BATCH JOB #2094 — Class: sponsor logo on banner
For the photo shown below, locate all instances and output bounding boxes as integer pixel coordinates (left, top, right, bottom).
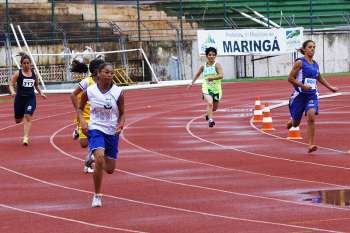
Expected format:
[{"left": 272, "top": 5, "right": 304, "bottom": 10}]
[{"left": 200, "top": 33, "right": 217, "bottom": 54}]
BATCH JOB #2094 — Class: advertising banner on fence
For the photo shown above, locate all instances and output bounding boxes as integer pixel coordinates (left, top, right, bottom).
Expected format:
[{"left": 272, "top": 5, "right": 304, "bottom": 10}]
[{"left": 197, "top": 27, "right": 303, "bottom": 56}]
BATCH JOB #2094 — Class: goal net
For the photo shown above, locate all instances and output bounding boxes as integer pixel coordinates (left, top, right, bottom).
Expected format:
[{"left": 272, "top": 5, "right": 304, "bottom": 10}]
[{"left": 11, "top": 47, "right": 159, "bottom": 94}]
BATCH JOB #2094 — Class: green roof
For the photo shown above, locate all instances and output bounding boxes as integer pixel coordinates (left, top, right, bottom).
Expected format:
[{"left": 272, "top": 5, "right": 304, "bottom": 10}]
[{"left": 155, "top": 0, "right": 350, "bottom": 29}]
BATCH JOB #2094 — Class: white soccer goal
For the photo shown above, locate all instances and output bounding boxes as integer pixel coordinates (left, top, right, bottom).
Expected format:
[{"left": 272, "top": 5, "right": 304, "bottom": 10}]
[
  {"left": 9, "top": 24, "right": 159, "bottom": 94},
  {"left": 11, "top": 48, "right": 159, "bottom": 94}
]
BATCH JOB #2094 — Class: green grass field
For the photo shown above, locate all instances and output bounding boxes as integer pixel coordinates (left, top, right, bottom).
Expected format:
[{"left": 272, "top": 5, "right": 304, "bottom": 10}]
[
  {"left": 223, "top": 72, "right": 350, "bottom": 83},
  {"left": 0, "top": 98, "right": 12, "bottom": 103}
]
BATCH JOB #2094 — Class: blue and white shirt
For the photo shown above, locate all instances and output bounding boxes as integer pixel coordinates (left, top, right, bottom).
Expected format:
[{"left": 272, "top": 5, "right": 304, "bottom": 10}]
[
  {"left": 87, "top": 84, "right": 123, "bottom": 135},
  {"left": 294, "top": 57, "right": 320, "bottom": 95}
]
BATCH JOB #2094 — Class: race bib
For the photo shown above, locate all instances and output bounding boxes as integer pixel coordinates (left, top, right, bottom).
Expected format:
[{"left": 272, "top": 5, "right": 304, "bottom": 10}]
[
  {"left": 304, "top": 78, "right": 316, "bottom": 90},
  {"left": 22, "top": 79, "right": 35, "bottom": 88},
  {"left": 207, "top": 79, "right": 214, "bottom": 86},
  {"left": 94, "top": 109, "right": 112, "bottom": 121}
]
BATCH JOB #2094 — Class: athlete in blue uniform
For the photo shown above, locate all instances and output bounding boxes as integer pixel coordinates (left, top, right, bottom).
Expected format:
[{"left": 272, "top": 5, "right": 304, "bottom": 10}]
[
  {"left": 287, "top": 40, "right": 338, "bottom": 153},
  {"left": 78, "top": 63, "right": 125, "bottom": 207},
  {"left": 8, "top": 53, "right": 47, "bottom": 145}
]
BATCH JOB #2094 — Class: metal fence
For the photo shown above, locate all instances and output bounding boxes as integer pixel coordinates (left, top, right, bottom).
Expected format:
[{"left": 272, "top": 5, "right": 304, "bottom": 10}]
[{"left": 1, "top": 0, "right": 349, "bottom": 87}]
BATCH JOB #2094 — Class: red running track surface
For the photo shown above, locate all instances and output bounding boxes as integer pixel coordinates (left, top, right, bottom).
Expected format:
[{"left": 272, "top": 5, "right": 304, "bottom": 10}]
[{"left": 1, "top": 77, "right": 350, "bottom": 233}]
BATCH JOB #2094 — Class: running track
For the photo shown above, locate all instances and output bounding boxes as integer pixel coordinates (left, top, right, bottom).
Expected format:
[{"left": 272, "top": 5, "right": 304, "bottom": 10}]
[{"left": 1, "top": 77, "right": 350, "bottom": 233}]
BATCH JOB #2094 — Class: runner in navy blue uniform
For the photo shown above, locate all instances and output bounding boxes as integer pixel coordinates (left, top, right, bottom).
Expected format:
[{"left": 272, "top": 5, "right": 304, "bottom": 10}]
[
  {"left": 287, "top": 40, "right": 338, "bottom": 153},
  {"left": 8, "top": 53, "right": 47, "bottom": 145}
]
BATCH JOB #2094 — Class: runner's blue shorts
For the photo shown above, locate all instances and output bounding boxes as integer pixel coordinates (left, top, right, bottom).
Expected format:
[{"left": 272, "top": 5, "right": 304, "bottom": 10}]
[
  {"left": 14, "top": 95, "right": 36, "bottom": 118},
  {"left": 88, "top": 129, "right": 119, "bottom": 160},
  {"left": 289, "top": 92, "right": 318, "bottom": 121}
]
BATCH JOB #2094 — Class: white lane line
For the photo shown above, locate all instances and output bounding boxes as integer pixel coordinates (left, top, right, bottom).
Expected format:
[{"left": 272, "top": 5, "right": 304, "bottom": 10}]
[
  {"left": 185, "top": 93, "right": 350, "bottom": 171},
  {"left": 0, "top": 203, "right": 145, "bottom": 233},
  {"left": 49, "top": 123, "right": 350, "bottom": 213},
  {"left": 250, "top": 104, "right": 349, "bottom": 154},
  {"left": 186, "top": 115, "right": 350, "bottom": 171},
  {"left": 0, "top": 111, "right": 75, "bottom": 132},
  {"left": 0, "top": 166, "right": 343, "bottom": 233},
  {"left": 118, "top": 110, "right": 349, "bottom": 188}
]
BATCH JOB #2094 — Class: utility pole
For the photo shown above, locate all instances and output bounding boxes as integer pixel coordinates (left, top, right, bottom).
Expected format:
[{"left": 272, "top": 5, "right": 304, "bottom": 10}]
[
  {"left": 309, "top": 0, "right": 313, "bottom": 34},
  {"left": 94, "top": 0, "right": 100, "bottom": 40},
  {"left": 51, "top": 0, "right": 56, "bottom": 31},
  {"left": 6, "top": 0, "right": 9, "bottom": 33},
  {"left": 179, "top": 0, "right": 184, "bottom": 42},
  {"left": 137, "top": 0, "right": 141, "bottom": 42}
]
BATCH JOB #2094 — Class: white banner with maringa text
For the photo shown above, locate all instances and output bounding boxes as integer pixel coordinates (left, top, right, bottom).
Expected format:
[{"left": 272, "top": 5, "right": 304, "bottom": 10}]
[{"left": 197, "top": 27, "right": 303, "bottom": 56}]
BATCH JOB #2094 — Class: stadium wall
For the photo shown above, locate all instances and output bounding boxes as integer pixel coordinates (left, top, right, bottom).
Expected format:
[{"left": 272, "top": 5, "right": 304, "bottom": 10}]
[
  {"left": 2, "top": 32, "right": 348, "bottom": 83},
  {"left": 191, "top": 31, "right": 350, "bottom": 79},
  {"left": 0, "top": 40, "right": 193, "bottom": 84}
]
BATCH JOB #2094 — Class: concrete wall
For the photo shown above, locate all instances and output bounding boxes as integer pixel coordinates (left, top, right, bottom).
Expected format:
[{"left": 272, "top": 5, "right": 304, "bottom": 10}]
[{"left": 2, "top": 32, "right": 349, "bottom": 81}]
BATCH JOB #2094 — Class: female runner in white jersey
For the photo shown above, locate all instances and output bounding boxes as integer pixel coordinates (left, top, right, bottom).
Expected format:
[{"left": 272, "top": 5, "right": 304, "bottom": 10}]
[
  {"left": 189, "top": 47, "right": 223, "bottom": 127},
  {"left": 78, "top": 63, "right": 125, "bottom": 207}
]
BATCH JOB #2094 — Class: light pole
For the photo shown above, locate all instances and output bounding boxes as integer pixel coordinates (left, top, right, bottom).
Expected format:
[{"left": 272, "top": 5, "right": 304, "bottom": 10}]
[
  {"left": 137, "top": 0, "right": 141, "bottom": 42},
  {"left": 94, "top": 0, "right": 100, "bottom": 39}
]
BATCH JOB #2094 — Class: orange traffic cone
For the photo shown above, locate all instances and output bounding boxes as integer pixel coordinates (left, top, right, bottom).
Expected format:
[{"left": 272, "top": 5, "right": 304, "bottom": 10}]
[
  {"left": 261, "top": 103, "right": 275, "bottom": 131},
  {"left": 252, "top": 97, "right": 263, "bottom": 122},
  {"left": 287, "top": 126, "right": 302, "bottom": 139}
]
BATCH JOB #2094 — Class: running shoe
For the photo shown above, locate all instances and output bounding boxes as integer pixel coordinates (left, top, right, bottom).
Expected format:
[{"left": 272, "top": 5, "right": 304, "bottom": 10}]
[
  {"left": 83, "top": 165, "right": 94, "bottom": 173},
  {"left": 22, "top": 137, "right": 29, "bottom": 146},
  {"left": 91, "top": 193, "right": 102, "bottom": 208},
  {"left": 83, "top": 153, "right": 95, "bottom": 173},
  {"left": 208, "top": 120, "right": 215, "bottom": 128},
  {"left": 72, "top": 128, "right": 79, "bottom": 140},
  {"left": 205, "top": 115, "right": 209, "bottom": 121}
]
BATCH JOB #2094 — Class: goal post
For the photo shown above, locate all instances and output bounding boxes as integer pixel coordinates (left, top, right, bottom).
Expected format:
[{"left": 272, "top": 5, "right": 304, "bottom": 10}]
[{"left": 11, "top": 47, "right": 159, "bottom": 94}]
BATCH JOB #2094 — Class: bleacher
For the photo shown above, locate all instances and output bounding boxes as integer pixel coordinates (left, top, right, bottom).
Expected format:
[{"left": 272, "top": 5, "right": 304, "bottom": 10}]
[
  {"left": 155, "top": 0, "right": 350, "bottom": 29},
  {"left": 0, "top": 1, "right": 198, "bottom": 44},
  {"left": 0, "top": 3, "right": 117, "bottom": 45}
]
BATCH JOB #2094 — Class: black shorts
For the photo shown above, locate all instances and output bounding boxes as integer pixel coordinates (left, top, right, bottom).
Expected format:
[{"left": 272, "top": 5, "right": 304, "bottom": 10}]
[
  {"left": 14, "top": 95, "right": 36, "bottom": 118},
  {"left": 203, "top": 91, "right": 220, "bottom": 103}
]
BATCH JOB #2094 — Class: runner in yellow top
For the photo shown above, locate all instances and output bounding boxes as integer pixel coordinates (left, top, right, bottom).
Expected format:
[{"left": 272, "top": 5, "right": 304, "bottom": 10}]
[
  {"left": 70, "top": 58, "right": 105, "bottom": 172},
  {"left": 189, "top": 47, "right": 223, "bottom": 127}
]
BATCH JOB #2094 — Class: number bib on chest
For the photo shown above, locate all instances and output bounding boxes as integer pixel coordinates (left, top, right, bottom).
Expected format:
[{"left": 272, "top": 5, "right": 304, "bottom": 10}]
[
  {"left": 304, "top": 78, "right": 316, "bottom": 89},
  {"left": 22, "top": 79, "right": 35, "bottom": 88}
]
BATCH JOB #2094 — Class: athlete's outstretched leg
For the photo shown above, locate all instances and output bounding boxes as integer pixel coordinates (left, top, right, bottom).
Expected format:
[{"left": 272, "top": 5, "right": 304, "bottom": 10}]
[
  {"left": 93, "top": 149, "right": 105, "bottom": 194},
  {"left": 288, "top": 119, "right": 301, "bottom": 129},
  {"left": 203, "top": 94, "right": 214, "bottom": 120},
  {"left": 22, "top": 114, "right": 32, "bottom": 145},
  {"left": 306, "top": 109, "right": 317, "bottom": 153},
  {"left": 104, "top": 157, "right": 116, "bottom": 174},
  {"left": 203, "top": 94, "right": 215, "bottom": 127},
  {"left": 15, "top": 117, "right": 23, "bottom": 124},
  {"left": 213, "top": 102, "right": 219, "bottom": 112}
]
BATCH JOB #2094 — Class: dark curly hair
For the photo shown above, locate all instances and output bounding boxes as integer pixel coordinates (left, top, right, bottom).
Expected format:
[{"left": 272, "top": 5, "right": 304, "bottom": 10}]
[
  {"left": 70, "top": 59, "right": 88, "bottom": 73},
  {"left": 205, "top": 47, "right": 217, "bottom": 56},
  {"left": 89, "top": 59, "right": 105, "bottom": 76}
]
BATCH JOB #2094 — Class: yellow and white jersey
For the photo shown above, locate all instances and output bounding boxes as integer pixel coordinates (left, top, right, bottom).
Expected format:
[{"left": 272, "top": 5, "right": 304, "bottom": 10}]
[{"left": 78, "top": 76, "right": 95, "bottom": 119}]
